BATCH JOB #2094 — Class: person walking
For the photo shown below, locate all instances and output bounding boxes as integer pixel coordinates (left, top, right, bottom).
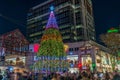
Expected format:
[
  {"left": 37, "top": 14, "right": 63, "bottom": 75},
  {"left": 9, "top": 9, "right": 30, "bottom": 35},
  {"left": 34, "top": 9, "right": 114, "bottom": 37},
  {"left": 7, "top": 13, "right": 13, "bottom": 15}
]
[
  {"left": 81, "top": 72, "right": 89, "bottom": 80},
  {"left": 105, "top": 71, "right": 110, "bottom": 80},
  {"left": 0, "top": 69, "right": 3, "bottom": 80},
  {"left": 113, "top": 70, "right": 120, "bottom": 80},
  {"left": 51, "top": 73, "right": 57, "bottom": 80}
]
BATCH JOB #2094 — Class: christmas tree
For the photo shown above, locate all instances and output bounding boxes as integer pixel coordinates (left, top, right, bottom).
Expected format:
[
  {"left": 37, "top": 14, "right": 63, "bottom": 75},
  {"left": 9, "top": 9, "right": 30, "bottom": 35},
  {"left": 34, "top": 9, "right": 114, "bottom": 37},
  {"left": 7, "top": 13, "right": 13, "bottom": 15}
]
[{"left": 34, "top": 6, "right": 69, "bottom": 72}]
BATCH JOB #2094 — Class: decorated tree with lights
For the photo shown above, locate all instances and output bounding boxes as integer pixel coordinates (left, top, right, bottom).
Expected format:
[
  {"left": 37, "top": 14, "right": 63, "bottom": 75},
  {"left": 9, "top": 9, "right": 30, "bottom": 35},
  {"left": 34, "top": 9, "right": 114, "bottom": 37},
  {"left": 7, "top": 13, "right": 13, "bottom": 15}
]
[
  {"left": 34, "top": 6, "right": 69, "bottom": 72},
  {"left": 100, "top": 27, "right": 120, "bottom": 70}
]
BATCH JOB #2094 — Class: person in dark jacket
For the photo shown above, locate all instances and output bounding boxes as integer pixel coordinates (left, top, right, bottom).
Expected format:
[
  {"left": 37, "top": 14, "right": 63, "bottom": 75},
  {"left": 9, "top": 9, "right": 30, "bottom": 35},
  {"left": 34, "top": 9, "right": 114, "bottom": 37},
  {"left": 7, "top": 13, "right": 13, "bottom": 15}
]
[
  {"left": 0, "top": 69, "right": 3, "bottom": 80},
  {"left": 113, "top": 71, "right": 120, "bottom": 80},
  {"left": 0, "top": 75, "right": 3, "bottom": 80}
]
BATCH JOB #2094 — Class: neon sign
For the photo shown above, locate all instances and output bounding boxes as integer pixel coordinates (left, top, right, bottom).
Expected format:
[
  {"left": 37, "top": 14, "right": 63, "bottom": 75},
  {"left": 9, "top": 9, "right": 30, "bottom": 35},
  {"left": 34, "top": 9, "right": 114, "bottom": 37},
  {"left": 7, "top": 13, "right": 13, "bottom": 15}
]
[{"left": 34, "top": 44, "right": 39, "bottom": 53}]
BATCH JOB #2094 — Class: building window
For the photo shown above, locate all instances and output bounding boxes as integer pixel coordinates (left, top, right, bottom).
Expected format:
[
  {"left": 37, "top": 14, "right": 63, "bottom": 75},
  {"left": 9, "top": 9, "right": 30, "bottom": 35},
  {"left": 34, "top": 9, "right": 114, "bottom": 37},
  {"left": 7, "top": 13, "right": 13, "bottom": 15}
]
[
  {"left": 75, "top": 47, "right": 79, "bottom": 51},
  {"left": 69, "top": 48, "right": 73, "bottom": 51}
]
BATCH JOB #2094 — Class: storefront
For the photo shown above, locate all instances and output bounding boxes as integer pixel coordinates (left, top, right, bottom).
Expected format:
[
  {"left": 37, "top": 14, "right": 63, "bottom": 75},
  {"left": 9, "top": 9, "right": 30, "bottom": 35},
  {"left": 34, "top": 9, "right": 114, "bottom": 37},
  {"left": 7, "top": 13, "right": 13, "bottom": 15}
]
[
  {"left": 116, "top": 58, "right": 120, "bottom": 71},
  {"left": 96, "top": 55, "right": 102, "bottom": 72},
  {"left": 68, "top": 68, "right": 79, "bottom": 73},
  {"left": 67, "top": 55, "right": 78, "bottom": 73},
  {"left": 117, "top": 64, "right": 120, "bottom": 71},
  {"left": 100, "top": 52, "right": 113, "bottom": 72},
  {"left": 6, "top": 57, "right": 26, "bottom": 66},
  {"left": 0, "top": 66, "right": 7, "bottom": 70},
  {"left": 81, "top": 55, "right": 92, "bottom": 71},
  {"left": 0, "top": 66, "right": 28, "bottom": 76}
]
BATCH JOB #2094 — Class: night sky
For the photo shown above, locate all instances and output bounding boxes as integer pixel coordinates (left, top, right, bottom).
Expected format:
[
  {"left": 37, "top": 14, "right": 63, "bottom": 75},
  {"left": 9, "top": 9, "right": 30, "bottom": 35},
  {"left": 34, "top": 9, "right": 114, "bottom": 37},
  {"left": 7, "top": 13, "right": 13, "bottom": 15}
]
[{"left": 0, "top": 0, "right": 120, "bottom": 43}]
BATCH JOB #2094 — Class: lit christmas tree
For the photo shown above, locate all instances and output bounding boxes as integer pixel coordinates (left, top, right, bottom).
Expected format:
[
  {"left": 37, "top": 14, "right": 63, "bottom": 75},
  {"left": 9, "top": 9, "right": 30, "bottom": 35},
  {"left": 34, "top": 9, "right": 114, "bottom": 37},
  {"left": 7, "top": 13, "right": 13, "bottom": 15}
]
[{"left": 34, "top": 6, "right": 69, "bottom": 72}]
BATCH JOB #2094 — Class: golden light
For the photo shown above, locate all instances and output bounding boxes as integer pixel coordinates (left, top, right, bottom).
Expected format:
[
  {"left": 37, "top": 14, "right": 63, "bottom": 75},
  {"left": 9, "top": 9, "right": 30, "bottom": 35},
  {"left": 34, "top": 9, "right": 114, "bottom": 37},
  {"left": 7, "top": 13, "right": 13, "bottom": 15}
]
[
  {"left": 95, "top": 47, "right": 99, "bottom": 50},
  {"left": 64, "top": 44, "right": 69, "bottom": 52},
  {"left": 80, "top": 47, "right": 85, "bottom": 50}
]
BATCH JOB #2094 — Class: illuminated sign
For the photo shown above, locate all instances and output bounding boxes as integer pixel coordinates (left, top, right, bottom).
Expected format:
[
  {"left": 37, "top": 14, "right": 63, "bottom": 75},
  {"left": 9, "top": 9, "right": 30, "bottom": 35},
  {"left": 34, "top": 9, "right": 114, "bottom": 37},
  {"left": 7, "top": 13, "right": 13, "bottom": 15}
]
[
  {"left": 34, "top": 44, "right": 39, "bottom": 53},
  {"left": 64, "top": 44, "right": 69, "bottom": 52},
  {"left": 69, "top": 52, "right": 73, "bottom": 55},
  {"left": 107, "top": 28, "right": 119, "bottom": 33}
]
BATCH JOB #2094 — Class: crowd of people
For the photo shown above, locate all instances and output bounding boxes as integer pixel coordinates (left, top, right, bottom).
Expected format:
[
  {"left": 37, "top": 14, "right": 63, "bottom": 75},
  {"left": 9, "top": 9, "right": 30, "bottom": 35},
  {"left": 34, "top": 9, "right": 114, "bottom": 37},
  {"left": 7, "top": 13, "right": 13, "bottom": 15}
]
[
  {"left": 41, "top": 70, "right": 120, "bottom": 80},
  {"left": 0, "top": 69, "right": 120, "bottom": 80}
]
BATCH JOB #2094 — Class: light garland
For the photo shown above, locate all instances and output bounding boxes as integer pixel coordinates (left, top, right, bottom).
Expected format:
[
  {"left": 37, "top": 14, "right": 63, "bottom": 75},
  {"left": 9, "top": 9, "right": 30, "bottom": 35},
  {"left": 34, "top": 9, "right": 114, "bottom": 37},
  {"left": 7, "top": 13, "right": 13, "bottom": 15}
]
[
  {"left": 33, "top": 56, "right": 69, "bottom": 72},
  {"left": 34, "top": 7, "right": 69, "bottom": 72}
]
